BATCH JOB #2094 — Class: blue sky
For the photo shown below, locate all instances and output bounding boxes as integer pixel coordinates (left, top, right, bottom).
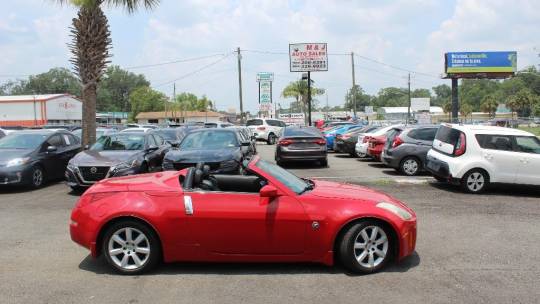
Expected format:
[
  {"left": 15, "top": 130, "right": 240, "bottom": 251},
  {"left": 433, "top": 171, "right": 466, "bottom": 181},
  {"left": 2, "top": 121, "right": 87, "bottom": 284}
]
[{"left": 1, "top": 0, "right": 539, "bottom": 113}]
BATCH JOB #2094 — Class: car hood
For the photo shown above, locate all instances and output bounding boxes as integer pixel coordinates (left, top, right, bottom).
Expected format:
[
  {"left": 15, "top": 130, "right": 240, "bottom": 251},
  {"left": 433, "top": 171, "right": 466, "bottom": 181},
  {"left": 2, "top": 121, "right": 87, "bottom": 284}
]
[
  {"left": 72, "top": 150, "right": 140, "bottom": 166},
  {"left": 166, "top": 148, "right": 240, "bottom": 163},
  {"left": 0, "top": 149, "right": 33, "bottom": 164}
]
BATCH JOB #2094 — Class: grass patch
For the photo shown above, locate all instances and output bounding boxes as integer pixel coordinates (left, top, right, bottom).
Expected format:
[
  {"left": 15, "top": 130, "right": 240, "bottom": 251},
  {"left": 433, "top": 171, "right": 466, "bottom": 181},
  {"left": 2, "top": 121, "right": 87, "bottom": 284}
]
[{"left": 518, "top": 126, "right": 540, "bottom": 136}]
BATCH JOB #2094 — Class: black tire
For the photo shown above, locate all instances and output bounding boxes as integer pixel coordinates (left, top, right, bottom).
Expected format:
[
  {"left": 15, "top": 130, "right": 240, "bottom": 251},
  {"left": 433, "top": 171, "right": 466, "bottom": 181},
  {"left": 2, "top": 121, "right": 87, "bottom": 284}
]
[
  {"left": 102, "top": 220, "right": 161, "bottom": 275},
  {"left": 320, "top": 159, "right": 328, "bottom": 167},
  {"left": 339, "top": 220, "right": 394, "bottom": 274},
  {"left": 267, "top": 133, "right": 276, "bottom": 145},
  {"left": 461, "top": 169, "right": 489, "bottom": 194},
  {"left": 29, "top": 165, "right": 45, "bottom": 189},
  {"left": 399, "top": 156, "right": 421, "bottom": 176}
]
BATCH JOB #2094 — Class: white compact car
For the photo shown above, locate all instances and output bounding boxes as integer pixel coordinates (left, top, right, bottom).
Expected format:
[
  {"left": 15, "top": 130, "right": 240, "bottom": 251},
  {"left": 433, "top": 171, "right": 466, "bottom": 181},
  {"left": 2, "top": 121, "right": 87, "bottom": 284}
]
[
  {"left": 246, "top": 118, "right": 286, "bottom": 145},
  {"left": 355, "top": 125, "right": 395, "bottom": 157},
  {"left": 426, "top": 124, "right": 540, "bottom": 193}
]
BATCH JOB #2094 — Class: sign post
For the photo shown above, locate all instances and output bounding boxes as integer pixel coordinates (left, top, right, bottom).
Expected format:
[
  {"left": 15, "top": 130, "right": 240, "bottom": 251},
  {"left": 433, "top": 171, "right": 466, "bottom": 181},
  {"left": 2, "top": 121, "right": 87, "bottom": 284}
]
[
  {"left": 257, "top": 72, "right": 274, "bottom": 118},
  {"left": 289, "top": 43, "right": 328, "bottom": 126}
]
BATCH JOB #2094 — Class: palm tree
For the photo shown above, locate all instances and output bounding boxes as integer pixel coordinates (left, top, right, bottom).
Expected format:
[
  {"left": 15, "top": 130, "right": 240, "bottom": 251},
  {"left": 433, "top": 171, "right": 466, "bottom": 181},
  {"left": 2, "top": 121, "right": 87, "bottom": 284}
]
[
  {"left": 281, "top": 80, "right": 324, "bottom": 125},
  {"left": 459, "top": 102, "right": 473, "bottom": 123},
  {"left": 480, "top": 94, "right": 499, "bottom": 118},
  {"left": 56, "top": 0, "right": 159, "bottom": 146}
]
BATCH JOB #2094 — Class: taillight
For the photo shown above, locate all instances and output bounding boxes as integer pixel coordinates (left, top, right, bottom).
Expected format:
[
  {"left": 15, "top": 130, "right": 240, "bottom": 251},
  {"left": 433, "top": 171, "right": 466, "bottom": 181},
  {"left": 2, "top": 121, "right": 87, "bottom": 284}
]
[
  {"left": 392, "top": 136, "right": 404, "bottom": 148},
  {"left": 278, "top": 139, "right": 293, "bottom": 146},
  {"left": 363, "top": 136, "right": 370, "bottom": 143},
  {"left": 257, "top": 126, "right": 266, "bottom": 131},
  {"left": 454, "top": 132, "right": 466, "bottom": 156},
  {"left": 314, "top": 139, "right": 326, "bottom": 145}
]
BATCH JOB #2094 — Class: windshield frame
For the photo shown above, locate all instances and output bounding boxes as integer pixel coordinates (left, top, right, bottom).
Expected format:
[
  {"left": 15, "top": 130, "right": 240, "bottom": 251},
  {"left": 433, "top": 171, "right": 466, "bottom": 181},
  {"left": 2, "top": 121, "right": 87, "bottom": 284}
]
[
  {"left": 89, "top": 133, "right": 146, "bottom": 151},
  {"left": 253, "top": 159, "right": 310, "bottom": 195}
]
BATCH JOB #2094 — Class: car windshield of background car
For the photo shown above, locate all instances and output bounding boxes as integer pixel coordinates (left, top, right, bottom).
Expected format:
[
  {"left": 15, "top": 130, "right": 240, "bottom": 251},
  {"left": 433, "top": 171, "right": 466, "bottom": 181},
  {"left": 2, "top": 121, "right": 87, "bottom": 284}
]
[
  {"left": 180, "top": 131, "right": 239, "bottom": 150},
  {"left": 91, "top": 134, "right": 145, "bottom": 151},
  {"left": 0, "top": 133, "right": 48, "bottom": 150}
]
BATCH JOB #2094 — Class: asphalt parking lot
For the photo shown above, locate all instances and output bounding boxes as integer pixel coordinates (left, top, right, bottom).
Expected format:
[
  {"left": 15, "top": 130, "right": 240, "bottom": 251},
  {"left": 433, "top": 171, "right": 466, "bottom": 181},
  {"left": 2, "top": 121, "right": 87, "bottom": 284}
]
[{"left": 1, "top": 144, "right": 539, "bottom": 304}]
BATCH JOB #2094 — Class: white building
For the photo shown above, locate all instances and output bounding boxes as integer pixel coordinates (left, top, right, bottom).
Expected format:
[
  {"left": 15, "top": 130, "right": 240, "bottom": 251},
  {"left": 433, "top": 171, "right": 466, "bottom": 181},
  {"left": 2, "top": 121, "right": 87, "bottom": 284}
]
[
  {"left": 378, "top": 106, "right": 444, "bottom": 121},
  {"left": 0, "top": 94, "right": 82, "bottom": 127},
  {"left": 135, "top": 111, "right": 224, "bottom": 124}
]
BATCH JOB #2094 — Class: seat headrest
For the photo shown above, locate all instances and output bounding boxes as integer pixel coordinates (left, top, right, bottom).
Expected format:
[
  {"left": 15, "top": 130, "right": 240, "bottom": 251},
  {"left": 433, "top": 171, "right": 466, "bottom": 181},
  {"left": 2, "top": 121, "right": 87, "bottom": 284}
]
[
  {"left": 203, "top": 165, "right": 211, "bottom": 175},
  {"left": 195, "top": 162, "right": 204, "bottom": 170},
  {"left": 194, "top": 169, "right": 203, "bottom": 185}
]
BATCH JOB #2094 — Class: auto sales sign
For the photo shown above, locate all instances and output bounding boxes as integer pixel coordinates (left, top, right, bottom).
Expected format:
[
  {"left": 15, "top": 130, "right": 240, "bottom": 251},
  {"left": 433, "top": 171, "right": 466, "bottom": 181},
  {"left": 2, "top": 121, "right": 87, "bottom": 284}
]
[{"left": 289, "top": 43, "right": 328, "bottom": 72}]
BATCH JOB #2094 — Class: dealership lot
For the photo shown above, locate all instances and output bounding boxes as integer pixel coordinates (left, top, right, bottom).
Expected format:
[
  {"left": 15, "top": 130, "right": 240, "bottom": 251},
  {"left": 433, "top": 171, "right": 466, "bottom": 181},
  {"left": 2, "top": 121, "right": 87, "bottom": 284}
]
[{"left": 1, "top": 144, "right": 539, "bottom": 304}]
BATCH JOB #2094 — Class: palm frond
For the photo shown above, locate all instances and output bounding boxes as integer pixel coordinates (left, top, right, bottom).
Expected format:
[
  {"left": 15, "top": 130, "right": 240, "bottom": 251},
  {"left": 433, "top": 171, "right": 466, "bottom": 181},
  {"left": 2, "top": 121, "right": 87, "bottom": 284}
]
[{"left": 104, "top": 0, "right": 160, "bottom": 13}]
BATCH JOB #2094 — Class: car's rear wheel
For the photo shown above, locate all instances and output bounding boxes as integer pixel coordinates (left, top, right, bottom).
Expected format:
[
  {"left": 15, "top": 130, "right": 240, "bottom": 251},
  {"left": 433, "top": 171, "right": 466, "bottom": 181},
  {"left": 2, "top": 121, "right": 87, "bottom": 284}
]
[
  {"left": 102, "top": 220, "right": 161, "bottom": 275},
  {"left": 400, "top": 157, "right": 421, "bottom": 176},
  {"left": 339, "top": 220, "right": 393, "bottom": 274},
  {"left": 461, "top": 169, "right": 489, "bottom": 194},
  {"left": 29, "top": 165, "right": 44, "bottom": 189},
  {"left": 267, "top": 134, "right": 276, "bottom": 145}
]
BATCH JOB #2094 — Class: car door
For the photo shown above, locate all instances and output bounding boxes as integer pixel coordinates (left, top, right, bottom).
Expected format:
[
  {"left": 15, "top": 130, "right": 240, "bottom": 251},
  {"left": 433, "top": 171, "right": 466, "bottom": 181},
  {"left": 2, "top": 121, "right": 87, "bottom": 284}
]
[
  {"left": 475, "top": 134, "right": 519, "bottom": 183},
  {"left": 513, "top": 136, "right": 540, "bottom": 185},
  {"left": 40, "top": 134, "right": 65, "bottom": 179},
  {"left": 185, "top": 187, "right": 308, "bottom": 255},
  {"left": 144, "top": 135, "right": 160, "bottom": 172}
]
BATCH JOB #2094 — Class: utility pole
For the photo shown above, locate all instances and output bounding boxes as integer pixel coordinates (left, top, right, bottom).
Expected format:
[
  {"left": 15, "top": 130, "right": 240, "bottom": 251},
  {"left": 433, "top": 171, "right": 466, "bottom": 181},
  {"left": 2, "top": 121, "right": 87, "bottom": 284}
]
[
  {"left": 407, "top": 73, "right": 411, "bottom": 125},
  {"left": 351, "top": 52, "right": 356, "bottom": 117},
  {"left": 451, "top": 78, "right": 459, "bottom": 123},
  {"left": 236, "top": 47, "right": 244, "bottom": 124},
  {"left": 307, "top": 71, "right": 312, "bottom": 126}
]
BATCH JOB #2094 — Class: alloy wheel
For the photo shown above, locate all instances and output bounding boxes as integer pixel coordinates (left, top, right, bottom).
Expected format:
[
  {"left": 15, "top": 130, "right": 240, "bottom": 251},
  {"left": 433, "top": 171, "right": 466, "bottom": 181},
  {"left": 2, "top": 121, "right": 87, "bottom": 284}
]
[
  {"left": 108, "top": 227, "right": 150, "bottom": 271},
  {"left": 466, "top": 172, "right": 485, "bottom": 192},
  {"left": 353, "top": 226, "right": 389, "bottom": 269},
  {"left": 32, "top": 168, "right": 43, "bottom": 187},
  {"left": 402, "top": 159, "right": 419, "bottom": 175}
]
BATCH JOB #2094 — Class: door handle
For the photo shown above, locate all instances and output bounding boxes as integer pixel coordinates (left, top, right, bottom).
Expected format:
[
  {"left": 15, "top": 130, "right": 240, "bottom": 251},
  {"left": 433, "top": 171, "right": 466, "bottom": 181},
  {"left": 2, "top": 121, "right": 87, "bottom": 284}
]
[{"left": 184, "top": 196, "right": 194, "bottom": 215}]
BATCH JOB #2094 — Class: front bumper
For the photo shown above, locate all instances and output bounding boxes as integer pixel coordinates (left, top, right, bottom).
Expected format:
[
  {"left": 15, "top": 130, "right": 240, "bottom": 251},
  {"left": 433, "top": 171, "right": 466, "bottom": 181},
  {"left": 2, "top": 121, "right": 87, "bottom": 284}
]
[
  {"left": 65, "top": 166, "right": 138, "bottom": 188},
  {"left": 0, "top": 164, "right": 33, "bottom": 185},
  {"left": 398, "top": 220, "right": 417, "bottom": 261}
]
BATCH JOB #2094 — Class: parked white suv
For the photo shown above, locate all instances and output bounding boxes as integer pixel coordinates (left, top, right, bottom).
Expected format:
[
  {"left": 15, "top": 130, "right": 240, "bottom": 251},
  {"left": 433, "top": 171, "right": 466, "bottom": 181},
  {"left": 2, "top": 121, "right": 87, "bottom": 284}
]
[
  {"left": 426, "top": 124, "right": 540, "bottom": 193},
  {"left": 246, "top": 118, "right": 286, "bottom": 145}
]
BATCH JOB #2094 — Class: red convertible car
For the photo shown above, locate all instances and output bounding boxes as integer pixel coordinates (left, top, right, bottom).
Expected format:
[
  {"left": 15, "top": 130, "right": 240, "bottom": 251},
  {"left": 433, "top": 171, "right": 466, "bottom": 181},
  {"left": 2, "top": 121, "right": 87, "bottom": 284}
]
[{"left": 70, "top": 156, "right": 416, "bottom": 274}]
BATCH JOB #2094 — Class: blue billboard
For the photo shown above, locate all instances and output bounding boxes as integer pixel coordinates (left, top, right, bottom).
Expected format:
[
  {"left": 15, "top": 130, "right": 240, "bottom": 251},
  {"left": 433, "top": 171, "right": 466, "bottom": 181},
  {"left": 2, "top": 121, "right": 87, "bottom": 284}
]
[{"left": 445, "top": 51, "right": 517, "bottom": 74}]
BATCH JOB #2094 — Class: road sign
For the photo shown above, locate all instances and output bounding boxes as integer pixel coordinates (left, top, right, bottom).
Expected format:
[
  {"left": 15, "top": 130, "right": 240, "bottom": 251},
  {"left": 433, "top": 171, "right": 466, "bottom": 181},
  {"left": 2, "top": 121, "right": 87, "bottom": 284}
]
[
  {"left": 289, "top": 43, "right": 328, "bottom": 72},
  {"left": 257, "top": 72, "right": 274, "bottom": 82},
  {"left": 411, "top": 98, "right": 430, "bottom": 112},
  {"left": 365, "top": 106, "right": 374, "bottom": 115}
]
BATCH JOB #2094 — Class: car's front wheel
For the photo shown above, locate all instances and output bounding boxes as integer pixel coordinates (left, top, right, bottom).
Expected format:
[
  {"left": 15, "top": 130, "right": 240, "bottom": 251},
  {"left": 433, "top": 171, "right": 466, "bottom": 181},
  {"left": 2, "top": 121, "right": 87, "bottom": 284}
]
[
  {"left": 400, "top": 156, "right": 421, "bottom": 176},
  {"left": 29, "top": 165, "right": 45, "bottom": 189},
  {"left": 102, "top": 220, "right": 161, "bottom": 275},
  {"left": 339, "top": 220, "right": 393, "bottom": 274},
  {"left": 461, "top": 169, "right": 489, "bottom": 194}
]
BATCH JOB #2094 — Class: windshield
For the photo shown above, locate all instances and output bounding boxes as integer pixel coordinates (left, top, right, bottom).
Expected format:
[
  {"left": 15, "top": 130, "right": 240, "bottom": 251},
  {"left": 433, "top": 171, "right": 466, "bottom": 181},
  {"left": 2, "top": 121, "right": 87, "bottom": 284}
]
[
  {"left": 90, "top": 134, "right": 145, "bottom": 151},
  {"left": 255, "top": 159, "right": 310, "bottom": 194},
  {"left": 180, "top": 130, "right": 239, "bottom": 149},
  {"left": 0, "top": 133, "right": 48, "bottom": 149},
  {"left": 152, "top": 130, "right": 178, "bottom": 140},
  {"left": 246, "top": 119, "right": 263, "bottom": 126}
]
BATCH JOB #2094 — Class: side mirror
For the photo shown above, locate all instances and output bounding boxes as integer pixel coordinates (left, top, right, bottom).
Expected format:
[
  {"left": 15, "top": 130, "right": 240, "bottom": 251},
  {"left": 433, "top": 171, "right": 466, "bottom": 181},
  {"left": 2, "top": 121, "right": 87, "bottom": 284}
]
[
  {"left": 46, "top": 145, "right": 58, "bottom": 153},
  {"left": 260, "top": 185, "right": 278, "bottom": 198}
]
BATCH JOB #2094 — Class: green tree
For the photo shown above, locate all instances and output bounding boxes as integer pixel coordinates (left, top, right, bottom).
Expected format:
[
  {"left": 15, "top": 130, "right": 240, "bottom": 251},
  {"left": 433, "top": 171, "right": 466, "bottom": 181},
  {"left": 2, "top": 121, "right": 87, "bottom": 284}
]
[
  {"left": 507, "top": 88, "right": 539, "bottom": 118},
  {"left": 0, "top": 68, "right": 81, "bottom": 96},
  {"left": 129, "top": 86, "right": 167, "bottom": 121},
  {"left": 56, "top": 0, "right": 159, "bottom": 147},
  {"left": 281, "top": 80, "right": 324, "bottom": 124},
  {"left": 442, "top": 100, "right": 452, "bottom": 121},
  {"left": 460, "top": 79, "right": 500, "bottom": 111},
  {"left": 480, "top": 94, "right": 499, "bottom": 118},
  {"left": 344, "top": 84, "right": 372, "bottom": 112},
  {"left": 459, "top": 102, "right": 473, "bottom": 122},
  {"left": 97, "top": 65, "right": 150, "bottom": 112},
  {"left": 432, "top": 84, "right": 451, "bottom": 107},
  {"left": 373, "top": 87, "right": 408, "bottom": 108}
]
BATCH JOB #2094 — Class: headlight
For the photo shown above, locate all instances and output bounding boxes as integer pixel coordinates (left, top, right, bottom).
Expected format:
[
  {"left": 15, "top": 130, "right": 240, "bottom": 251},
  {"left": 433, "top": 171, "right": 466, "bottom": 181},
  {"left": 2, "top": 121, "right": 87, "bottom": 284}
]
[
  {"left": 113, "top": 159, "right": 139, "bottom": 171},
  {"left": 376, "top": 202, "right": 412, "bottom": 220},
  {"left": 6, "top": 157, "right": 31, "bottom": 167},
  {"left": 67, "top": 162, "right": 77, "bottom": 171}
]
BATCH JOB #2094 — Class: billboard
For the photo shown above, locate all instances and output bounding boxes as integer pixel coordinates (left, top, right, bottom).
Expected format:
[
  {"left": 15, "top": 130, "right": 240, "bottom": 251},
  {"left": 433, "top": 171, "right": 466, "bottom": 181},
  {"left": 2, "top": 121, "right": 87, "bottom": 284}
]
[
  {"left": 289, "top": 43, "right": 328, "bottom": 72},
  {"left": 257, "top": 72, "right": 274, "bottom": 82},
  {"left": 445, "top": 51, "right": 517, "bottom": 74},
  {"left": 411, "top": 98, "right": 430, "bottom": 112}
]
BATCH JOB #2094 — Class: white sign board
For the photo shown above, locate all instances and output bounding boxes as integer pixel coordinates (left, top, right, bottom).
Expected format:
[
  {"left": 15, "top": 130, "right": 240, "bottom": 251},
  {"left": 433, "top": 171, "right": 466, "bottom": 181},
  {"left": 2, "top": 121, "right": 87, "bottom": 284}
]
[
  {"left": 411, "top": 98, "right": 430, "bottom": 112},
  {"left": 257, "top": 72, "right": 274, "bottom": 82},
  {"left": 289, "top": 43, "right": 328, "bottom": 72},
  {"left": 279, "top": 113, "right": 305, "bottom": 125},
  {"left": 259, "top": 81, "right": 272, "bottom": 104},
  {"left": 365, "top": 106, "right": 374, "bottom": 115}
]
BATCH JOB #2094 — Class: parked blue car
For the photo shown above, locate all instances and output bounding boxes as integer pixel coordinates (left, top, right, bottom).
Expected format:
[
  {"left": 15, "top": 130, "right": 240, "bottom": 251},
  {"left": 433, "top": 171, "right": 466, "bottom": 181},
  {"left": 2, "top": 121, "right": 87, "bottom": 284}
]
[{"left": 323, "top": 124, "right": 363, "bottom": 150}]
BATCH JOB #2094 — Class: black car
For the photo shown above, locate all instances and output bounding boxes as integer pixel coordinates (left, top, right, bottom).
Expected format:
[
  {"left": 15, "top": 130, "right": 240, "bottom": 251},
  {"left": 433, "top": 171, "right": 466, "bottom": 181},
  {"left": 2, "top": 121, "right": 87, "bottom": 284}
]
[
  {"left": 381, "top": 125, "right": 439, "bottom": 176},
  {"left": 334, "top": 125, "right": 380, "bottom": 156},
  {"left": 65, "top": 131, "right": 169, "bottom": 190},
  {"left": 0, "top": 130, "right": 81, "bottom": 188},
  {"left": 162, "top": 128, "right": 254, "bottom": 173},
  {"left": 149, "top": 127, "right": 190, "bottom": 146},
  {"left": 275, "top": 126, "right": 327, "bottom": 167}
]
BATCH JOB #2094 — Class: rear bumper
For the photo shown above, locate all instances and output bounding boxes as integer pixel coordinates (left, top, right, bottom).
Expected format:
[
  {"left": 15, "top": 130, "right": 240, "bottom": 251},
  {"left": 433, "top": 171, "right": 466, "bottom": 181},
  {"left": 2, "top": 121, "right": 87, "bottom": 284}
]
[
  {"left": 278, "top": 149, "right": 327, "bottom": 161},
  {"left": 425, "top": 155, "right": 460, "bottom": 184},
  {"left": 367, "top": 147, "right": 383, "bottom": 160},
  {"left": 381, "top": 152, "right": 400, "bottom": 169}
]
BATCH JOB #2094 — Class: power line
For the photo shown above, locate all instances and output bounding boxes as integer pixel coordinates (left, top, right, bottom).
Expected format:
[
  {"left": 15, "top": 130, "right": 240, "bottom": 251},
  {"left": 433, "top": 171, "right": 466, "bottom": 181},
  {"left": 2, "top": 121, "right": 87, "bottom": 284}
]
[
  {"left": 125, "top": 53, "right": 230, "bottom": 70},
  {"left": 354, "top": 54, "right": 440, "bottom": 79},
  {"left": 153, "top": 52, "right": 234, "bottom": 88}
]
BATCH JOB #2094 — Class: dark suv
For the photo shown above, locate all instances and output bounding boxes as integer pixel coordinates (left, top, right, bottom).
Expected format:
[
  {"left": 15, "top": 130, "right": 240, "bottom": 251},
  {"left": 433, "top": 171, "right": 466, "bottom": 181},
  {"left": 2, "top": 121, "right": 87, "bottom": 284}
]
[{"left": 381, "top": 125, "right": 439, "bottom": 176}]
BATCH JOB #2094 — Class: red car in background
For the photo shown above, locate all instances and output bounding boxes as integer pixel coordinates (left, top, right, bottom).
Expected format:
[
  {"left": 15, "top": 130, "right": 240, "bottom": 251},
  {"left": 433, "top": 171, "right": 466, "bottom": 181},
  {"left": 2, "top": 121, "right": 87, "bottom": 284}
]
[
  {"left": 366, "top": 135, "right": 387, "bottom": 161},
  {"left": 70, "top": 156, "right": 416, "bottom": 275}
]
